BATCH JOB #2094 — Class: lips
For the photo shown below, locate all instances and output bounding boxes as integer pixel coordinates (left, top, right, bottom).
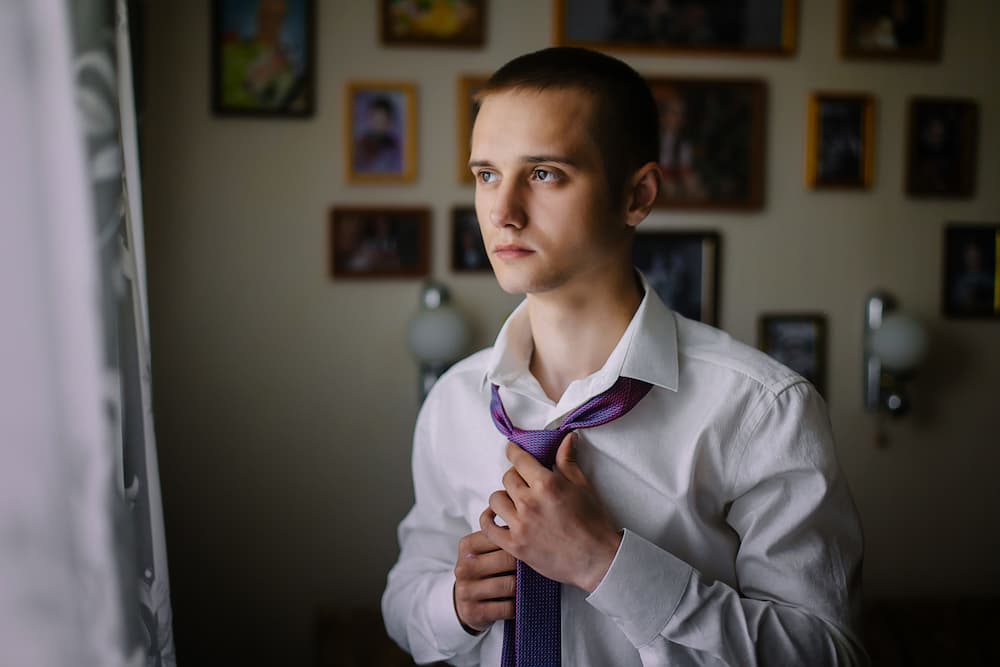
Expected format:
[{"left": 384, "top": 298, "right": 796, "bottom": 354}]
[{"left": 492, "top": 243, "right": 535, "bottom": 260}]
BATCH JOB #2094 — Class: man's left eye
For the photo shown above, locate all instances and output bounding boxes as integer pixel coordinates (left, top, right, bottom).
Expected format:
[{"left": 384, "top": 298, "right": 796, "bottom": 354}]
[{"left": 532, "top": 168, "right": 559, "bottom": 182}]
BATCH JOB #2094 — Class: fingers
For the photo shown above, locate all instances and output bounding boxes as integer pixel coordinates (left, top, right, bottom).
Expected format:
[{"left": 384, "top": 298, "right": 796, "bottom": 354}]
[
  {"left": 455, "top": 541, "right": 516, "bottom": 582},
  {"left": 555, "top": 432, "right": 589, "bottom": 487},
  {"left": 505, "top": 441, "right": 549, "bottom": 486},
  {"left": 458, "top": 530, "right": 504, "bottom": 558},
  {"left": 502, "top": 466, "right": 528, "bottom": 495}
]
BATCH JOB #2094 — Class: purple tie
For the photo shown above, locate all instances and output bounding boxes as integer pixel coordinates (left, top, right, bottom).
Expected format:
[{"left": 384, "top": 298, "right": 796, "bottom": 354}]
[{"left": 489, "top": 376, "right": 653, "bottom": 667}]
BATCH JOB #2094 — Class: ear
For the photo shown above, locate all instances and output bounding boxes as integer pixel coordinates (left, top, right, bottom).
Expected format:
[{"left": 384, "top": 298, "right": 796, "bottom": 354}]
[{"left": 624, "top": 162, "right": 661, "bottom": 229}]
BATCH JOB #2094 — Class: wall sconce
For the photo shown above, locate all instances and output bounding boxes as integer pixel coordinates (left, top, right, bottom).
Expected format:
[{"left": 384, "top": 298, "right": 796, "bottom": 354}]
[
  {"left": 407, "top": 282, "right": 470, "bottom": 401},
  {"left": 863, "top": 291, "right": 929, "bottom": 437}
]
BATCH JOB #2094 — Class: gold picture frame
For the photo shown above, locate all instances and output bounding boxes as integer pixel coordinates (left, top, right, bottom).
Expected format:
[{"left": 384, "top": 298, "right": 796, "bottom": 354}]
[
  {"left": 345, "top": 81, "right": 417, "bottom": 183},
  {"left": 805, "top": 92, "right": 875, "bottom": 190},
  {"left": 840, "top": 0, "right": 943, "bottom": 61}
]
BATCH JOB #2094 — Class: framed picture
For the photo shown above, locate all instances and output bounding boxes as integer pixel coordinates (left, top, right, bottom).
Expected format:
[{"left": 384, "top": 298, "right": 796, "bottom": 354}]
[
  {"left": 905, "top": 97, "right": 978, "bottom": 198},
  {"left": 346, "top": 82, "right": 417, "bottom": 183},
  {"left": 554, "top": 0, "right": 798, "bottom": 56},
  {"left": 840, "top": 0, "right": 943, "bottom": 60},
  {"left": 634, "top": 231, "right": 720, "bottom": 326},
  {"left": 942, "top": 224, "right": 1000, "bottom": 319},
  {"left": 211, "top": 0, "right": 315, "bottom": 116},
  {"left": 758, "top": 314, "right": 828, "bottom": 396},
  {"left": 380, "top": 0, "right": 487, "bottom": 47},
  {"left": 647, "top": 77, "right": 766, "bottom": 210},
  {"left": 457, "top": 75, "right": 489, "bottom": 184},
  {"left": 329, "top": 206, "right": 430, "bottom": 278},
  {"left": 451, "top": 207, "right": 490, "bottom": 272},
  {"left": 805, "top": 92, "right": 875, "bottom": 189}
]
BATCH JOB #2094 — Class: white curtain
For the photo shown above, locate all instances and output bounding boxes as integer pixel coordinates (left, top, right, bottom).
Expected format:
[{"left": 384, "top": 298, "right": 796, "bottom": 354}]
[{"left": 0, "top": 0, "right": 175, "bottom": 664}]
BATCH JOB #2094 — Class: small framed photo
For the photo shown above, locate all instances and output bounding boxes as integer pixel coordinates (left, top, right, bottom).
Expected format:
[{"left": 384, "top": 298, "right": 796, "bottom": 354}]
[
  {"left": 329, "top": 207, "right": 430, "bottom": 279},
  {"left": 380, "top": 0, "right": 487, "bottom": 47},
  {"left": 840, "top": 0, "right": 943, "bottom": 60},
  {"left": 758, "top": 314, "right": 828, "bottom": 396},
  {"left": 457, "top": 75, "right": 489, "bottom": 184},
  {"left": 554, "top": 0, "right": 798, "bottom": 56},
  {"left": 805, "top": 92, "right": 876, "bottom": 189},
  {"left": 634, "top": 231, "right": 720, "bottom": 326},
  {"left": 211, "top": 0, "right": 315, "bottom": 116},
  {"left": 646, "top": 77, "right": 766, "bottom": 210},
  {"left": 451, "top": 207, "right": 490, "bottom": 272},
  {"left": 943, "top": 224, "right": 1000, "bottom": 319},
  {"left": 905, "top": 97, "right": 978, "bottom": 198},
  {"left": 346, "top": 82, "right": 417, "bottom": 183}
]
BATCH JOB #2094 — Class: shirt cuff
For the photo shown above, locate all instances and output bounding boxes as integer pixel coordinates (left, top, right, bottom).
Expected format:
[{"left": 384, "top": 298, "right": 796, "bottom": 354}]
[
  {"left": 585, "top": 528, "right": 693, "bottom": 647},
  {"left": 427, "top": 572, "right": 486, "bottom": 655}
]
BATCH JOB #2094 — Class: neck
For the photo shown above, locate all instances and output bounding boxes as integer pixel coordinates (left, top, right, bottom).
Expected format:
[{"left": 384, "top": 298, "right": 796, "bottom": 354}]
[{"left": 526, "top": 264, "right": 642, "bottom": 402}]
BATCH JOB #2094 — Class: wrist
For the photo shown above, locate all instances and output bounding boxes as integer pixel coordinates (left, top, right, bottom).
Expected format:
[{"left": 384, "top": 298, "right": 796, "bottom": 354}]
[{"left": 581, "top": 528, "right": 623, "bottom": 593}]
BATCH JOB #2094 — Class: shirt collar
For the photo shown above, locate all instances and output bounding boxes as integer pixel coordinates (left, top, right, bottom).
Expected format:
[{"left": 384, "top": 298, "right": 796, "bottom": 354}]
[{"left": 481, "top": 271, "right": 679, "bottom": 404}]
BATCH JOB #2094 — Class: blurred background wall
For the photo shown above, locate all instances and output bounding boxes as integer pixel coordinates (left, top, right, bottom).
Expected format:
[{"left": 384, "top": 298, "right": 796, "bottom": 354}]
[{"left": 141, "top": 1, "right": 999, "bottom": 664}]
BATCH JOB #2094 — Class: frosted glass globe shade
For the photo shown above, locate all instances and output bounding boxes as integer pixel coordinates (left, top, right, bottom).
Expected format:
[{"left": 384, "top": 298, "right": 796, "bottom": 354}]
[
  {"left": 408, "top": 306, "right": 469, "bottom": 365},
  {"left": 870, "top": 313, "right": 928, "bottom": 372}
]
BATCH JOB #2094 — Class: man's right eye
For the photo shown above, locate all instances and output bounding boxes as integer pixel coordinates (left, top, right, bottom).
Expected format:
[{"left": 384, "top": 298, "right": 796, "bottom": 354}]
[{"left": 477, "top": 170, "right": 498, "bottom": 184}]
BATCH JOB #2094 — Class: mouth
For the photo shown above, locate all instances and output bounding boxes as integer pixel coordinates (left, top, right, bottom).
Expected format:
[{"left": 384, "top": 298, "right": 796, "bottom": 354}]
[{"left": 492, "top": 243, "right": 535, "bottom": 260}]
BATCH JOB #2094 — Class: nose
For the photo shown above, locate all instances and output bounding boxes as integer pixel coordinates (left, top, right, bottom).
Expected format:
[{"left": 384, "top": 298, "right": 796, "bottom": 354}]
[{"left": 489, "top": 179, "right": 526, "bottom": 229}]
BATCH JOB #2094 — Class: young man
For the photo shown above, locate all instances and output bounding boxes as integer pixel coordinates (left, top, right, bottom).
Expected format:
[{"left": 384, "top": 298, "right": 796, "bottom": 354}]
[{"left": 382, "top": 47, "right": 868, "bottom": 666}]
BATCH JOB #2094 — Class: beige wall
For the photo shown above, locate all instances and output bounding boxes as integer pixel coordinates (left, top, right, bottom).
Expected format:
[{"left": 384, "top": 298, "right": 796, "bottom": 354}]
[{"left": 143, "top": 1, "right": 1000, "bottom": 663}]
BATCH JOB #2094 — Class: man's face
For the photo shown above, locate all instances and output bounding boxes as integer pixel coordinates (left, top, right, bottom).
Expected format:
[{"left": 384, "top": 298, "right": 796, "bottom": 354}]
[{"left": 470, "top": 88, "right": 630, "bottom": 296}]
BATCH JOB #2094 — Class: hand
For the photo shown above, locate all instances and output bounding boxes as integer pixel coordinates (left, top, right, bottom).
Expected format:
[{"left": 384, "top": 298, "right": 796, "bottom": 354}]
[
  {"left": 453, "top": 530, "right": 516, "bottom": 633},
  {"left": 480, "top": 432, "right": 622, "bottom": 593}
]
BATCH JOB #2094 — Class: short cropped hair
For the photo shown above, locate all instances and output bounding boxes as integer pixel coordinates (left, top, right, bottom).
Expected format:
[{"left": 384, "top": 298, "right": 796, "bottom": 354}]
[{"left": 474, "top": 47, "right": 660, "bottom": 208}]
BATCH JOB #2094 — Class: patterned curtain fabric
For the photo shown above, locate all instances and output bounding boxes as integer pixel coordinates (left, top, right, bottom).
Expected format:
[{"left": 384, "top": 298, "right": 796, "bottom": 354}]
[{"left": 0, "top": 0, "right": 175, "bottom": 664}]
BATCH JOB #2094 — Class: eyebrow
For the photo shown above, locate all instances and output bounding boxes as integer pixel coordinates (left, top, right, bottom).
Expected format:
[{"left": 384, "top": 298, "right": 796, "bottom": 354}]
[{"left": 467, "top": 155, "right": 580, "bottom": 170}]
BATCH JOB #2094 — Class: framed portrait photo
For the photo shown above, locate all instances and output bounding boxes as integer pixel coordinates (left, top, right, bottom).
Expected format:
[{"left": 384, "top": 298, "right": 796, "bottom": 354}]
[
  {"left": 329, "top": 206, "right": 430, "bottom": 279},
  {"left": 646, "top": 77, "right": 766, "bottom": 210},
  {"left": 346, "top": 82, "right": 417, "bottom": 183},
  {"left": 758, "top": 314, "right": 828, "bottom": 396},
  {"left": 211, "top": 0, "right": 315, "bottom": 117},
  {"left": 905, "top": 97, "right": 978, "bottom": 198},
  {"left": 380, "top": 0, "right": 487, "bottom": 47},
  {"left": 457, "top": 75, "right": 489, "bottom": 185},
  {"left": 805, "top": 92, "right": 876, "bottom": 189},
  {"left": 942, "top": 224, "right": 1000, "bottom": 319},
  {"left": 634, "top": 231, "right": 720, "bottom": 326},
  {"left": 554, "top": 0, "right": 798, "bottom": 55},
  {"left": 840, "top": 0, "right": 943, "bottom": 60},
  {"left": 451, "top": 207, "right": 490, "bottom": 273}
]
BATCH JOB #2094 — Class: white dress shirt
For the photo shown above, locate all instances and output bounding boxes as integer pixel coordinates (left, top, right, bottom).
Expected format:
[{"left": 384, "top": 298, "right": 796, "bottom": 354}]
[{"left": 382, "top": 276, "right": 868, "bottom": 666}]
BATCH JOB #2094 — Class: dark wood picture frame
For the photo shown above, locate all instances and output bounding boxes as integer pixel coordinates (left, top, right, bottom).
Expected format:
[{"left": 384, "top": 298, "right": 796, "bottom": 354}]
[
  {"left": 380, "top": 0, "right": 487, "bottom": 47},
  {"left": 554, "top": 0, "right": 798, "bottom": 56},
  {"left": 211, "top": 0, "right": 316, "bottom": 117},
  {"left": 634, "top": 231, "right": 721, "bottom": 326},
  {"left": 942, "top": 224, "right": 1000, "bottom": 319},
  {"left": 905, "top": 96, "right": 978, "bottom": 198},
  {"left": 345, "top": 81, "right": 418, "bottom": 184},
  {"left": 840, "top": 0, "right": 943, "bottom": 61},
  {"left": 805, "top": 92, "right": 876, "bottom": 189},
  {"left": 451, "top": 206, "right": 490, "bottom": 273},
  {"left": 329, "top": 206, "right": 430, "bottom": 279},
  {"left": 457, "top": 75, "right": 489, "bottom": 185},
  {"left": 758, "top": 313, "right": 828, "bottom": 396},
  {"left": 646, "top": 77, "right": 766, "bottom": 210}
]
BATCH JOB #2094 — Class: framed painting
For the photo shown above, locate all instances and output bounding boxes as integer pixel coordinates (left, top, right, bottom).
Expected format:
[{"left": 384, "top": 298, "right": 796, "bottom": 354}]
[
  {"left": 457, "top": 75, "right": 489, "bottom": 184},
  {"left": 942, "top": 224, "right": 1000, "bottom": 319},
  {"left": 211, "top": 0, "right": 315, "bottom": 116},
  {"left": 646, "top": 77, "right": 766, "bottom": 210},
  {"left": 329, "top": 206, "right": 430, "bottom": 278},
  {"left": 634, "top": 231, "right": 721, "bottom": 326},
  {"left": 840, "top": 0, "right": 943, "bottom": 60},
  {"left": 905, "top": 96, "right": 978, "bottom": 198},
  {"left": 345, "top": 82, "right": 417, "bottom": 183},
  {"left": 380, "top": 0, "right": 487, "bottom": 46},
  {"left": 554, "top": 0, "right": 798, "bottom": 56},
  {"left": 805, "top": 92, "right": 876, "bottom": 189},
  {"left": 758, "top": 313, "right": 828, "bottom": 396},
  {"left": 451, "top": 206, "right": 490, "bottom": 272}
]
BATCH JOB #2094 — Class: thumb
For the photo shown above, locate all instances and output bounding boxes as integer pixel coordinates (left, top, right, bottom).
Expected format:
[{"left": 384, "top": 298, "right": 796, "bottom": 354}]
[{"left": 555, "top": 432, "right": 588, "bottom": 487}]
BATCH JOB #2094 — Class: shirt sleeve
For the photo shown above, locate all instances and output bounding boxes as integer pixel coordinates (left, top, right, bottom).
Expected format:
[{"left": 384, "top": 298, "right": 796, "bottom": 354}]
[
  {"left": 381, "top": 386, "right": 486, "bottom": 665},
  {"left": 586, "top": 380, "right": 870, "bottom": 666}
]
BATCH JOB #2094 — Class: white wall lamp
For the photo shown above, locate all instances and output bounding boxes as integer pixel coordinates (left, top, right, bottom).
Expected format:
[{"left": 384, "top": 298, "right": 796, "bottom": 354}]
[
  {"left": 407, "top": 282, "right": 470, "bottom": 401},
  {"left": 864, "top": 290, "right": 929, "bottom": 444}
]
